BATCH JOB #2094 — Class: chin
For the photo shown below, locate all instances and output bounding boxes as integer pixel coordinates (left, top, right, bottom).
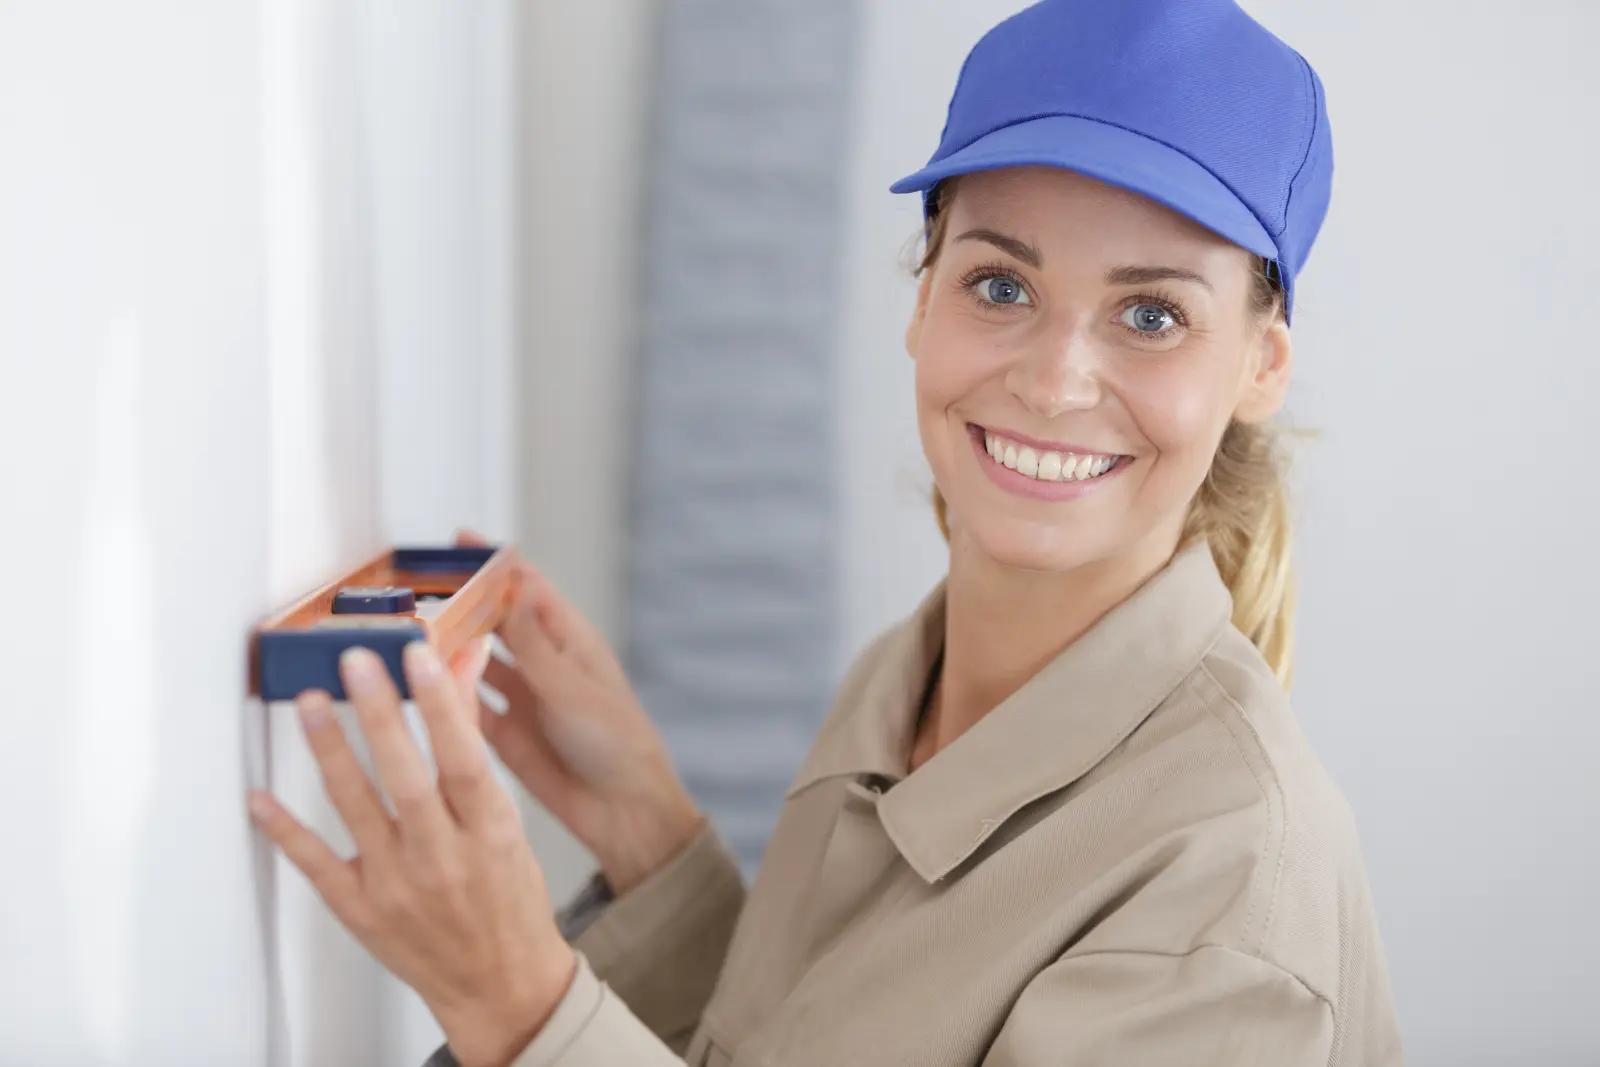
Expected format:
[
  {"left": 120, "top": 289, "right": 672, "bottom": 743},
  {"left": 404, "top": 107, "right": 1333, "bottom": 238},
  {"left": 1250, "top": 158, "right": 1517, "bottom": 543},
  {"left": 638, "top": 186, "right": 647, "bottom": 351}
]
[{"left": 958, "top": 510, "right": 1107, "bottom": 574}]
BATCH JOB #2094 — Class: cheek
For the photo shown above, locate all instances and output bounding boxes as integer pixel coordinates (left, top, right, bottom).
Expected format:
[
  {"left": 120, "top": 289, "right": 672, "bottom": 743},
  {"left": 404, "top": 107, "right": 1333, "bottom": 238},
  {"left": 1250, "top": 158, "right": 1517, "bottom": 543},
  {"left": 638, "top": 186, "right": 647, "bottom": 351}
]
[
  {"left": 912, "top": 348, "right": 961, "bottom": 480},
  {"left": 912, "top": 315, "right": 1016, "bottom": 480},
  {"left": 1121, "top": 362, "right": 1231, "bottom": 470},
  {"left": 914, "top": 321, "right": 997, "bottom": 408}
]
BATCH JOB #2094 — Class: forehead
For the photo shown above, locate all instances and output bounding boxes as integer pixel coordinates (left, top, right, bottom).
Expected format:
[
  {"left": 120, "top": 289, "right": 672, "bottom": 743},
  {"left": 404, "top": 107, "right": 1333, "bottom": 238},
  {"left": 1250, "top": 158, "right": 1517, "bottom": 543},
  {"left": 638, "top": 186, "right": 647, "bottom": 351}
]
[{"left": 946, "top": 165, "right": 1243, "bottom": 267}]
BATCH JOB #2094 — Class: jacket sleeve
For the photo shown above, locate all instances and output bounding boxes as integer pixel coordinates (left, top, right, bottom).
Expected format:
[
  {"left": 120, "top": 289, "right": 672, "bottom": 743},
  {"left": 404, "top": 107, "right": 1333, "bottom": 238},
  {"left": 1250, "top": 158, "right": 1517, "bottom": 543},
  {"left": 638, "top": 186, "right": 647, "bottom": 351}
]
[
  {"left": 507, "top": 949, "right": 687, "bottom": 1066},
  {"left": 419, "top": 953, "right": 685, "bottom": 1067},
  {"left": 980, "top": 944, "right": 1337, "bottom": 1067},
  {"left": 424, "top": 819, "right": 746, "bottom": 1067},
  {"left": 496, "top": 816, "right": 745, "bottom": 1066},
  {"left": 563, "top": 817, "right": 747, "bottom": 1051}
]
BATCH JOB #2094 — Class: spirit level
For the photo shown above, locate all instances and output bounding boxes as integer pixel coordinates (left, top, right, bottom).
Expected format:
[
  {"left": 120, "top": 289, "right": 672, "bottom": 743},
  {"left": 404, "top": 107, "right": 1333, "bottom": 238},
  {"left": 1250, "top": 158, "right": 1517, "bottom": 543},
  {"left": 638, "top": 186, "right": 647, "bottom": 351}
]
[{"left": 250, "top": 544, "right": 518, "bottom": 701}]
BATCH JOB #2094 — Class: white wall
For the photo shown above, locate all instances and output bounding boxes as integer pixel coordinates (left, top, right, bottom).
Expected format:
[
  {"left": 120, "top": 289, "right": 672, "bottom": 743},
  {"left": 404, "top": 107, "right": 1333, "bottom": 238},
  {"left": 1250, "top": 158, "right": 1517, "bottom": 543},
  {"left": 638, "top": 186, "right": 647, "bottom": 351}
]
[
  {"left": 1, "top": 5, "right": 276, "bottom": 1062},
  {"left": 509, "top": 0, "right": 662, "bottom": 903},
  {"left": 833, "top": 2, "right": 1600, "bottom": 1063},
  {"left": 1266, "top": 5, "right": 1598, "bottom": 1060},
  {"left": 0, "top": 2, "right": 518, "bottom": 1063}
]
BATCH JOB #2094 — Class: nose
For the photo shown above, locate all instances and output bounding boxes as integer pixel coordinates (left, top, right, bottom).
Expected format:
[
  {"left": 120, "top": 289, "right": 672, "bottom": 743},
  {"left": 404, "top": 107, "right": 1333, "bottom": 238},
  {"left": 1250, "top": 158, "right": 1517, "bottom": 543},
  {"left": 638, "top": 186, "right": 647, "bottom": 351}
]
[{"left": 1004, "top": 323, "right": 1103, "bottom": 419}]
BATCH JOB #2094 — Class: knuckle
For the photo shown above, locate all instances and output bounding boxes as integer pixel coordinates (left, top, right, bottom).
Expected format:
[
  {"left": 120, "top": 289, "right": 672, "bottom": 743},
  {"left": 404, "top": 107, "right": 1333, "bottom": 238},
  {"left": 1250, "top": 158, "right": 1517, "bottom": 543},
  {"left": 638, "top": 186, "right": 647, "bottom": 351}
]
[
  {"left": 387, "top": 782, "right": 433, "bottom": 812},
  {"left": 413, "top": 855, "right": 468, "bottom": 896},
  {"left": 439, "top": 766, "right": 485, "bottom": 798},
  {"left": 368, "top": 877, "right": 410, "bottom": 920},
  {"left": 479, "top": 808, "right": 525, "bottom": 850},
  {"left": 327, "top": 777, "right": 369, "bottom": 810},
  {"left": 358, "top": 711, "right": 402, "bottom": 745},
  {"left": 309, "top": 869, "right": 350, "bottom": 907},
  {"left": 342, "top": 903, "right": 381, "bottom": 938}
]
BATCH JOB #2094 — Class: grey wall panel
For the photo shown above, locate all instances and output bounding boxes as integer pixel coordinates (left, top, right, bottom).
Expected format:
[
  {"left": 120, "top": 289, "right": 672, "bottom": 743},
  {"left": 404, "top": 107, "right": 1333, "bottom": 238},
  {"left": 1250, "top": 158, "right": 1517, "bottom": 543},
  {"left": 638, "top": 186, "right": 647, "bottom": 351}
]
[{"left": 624, "top": 2, "right": 859, "bottom": 875}]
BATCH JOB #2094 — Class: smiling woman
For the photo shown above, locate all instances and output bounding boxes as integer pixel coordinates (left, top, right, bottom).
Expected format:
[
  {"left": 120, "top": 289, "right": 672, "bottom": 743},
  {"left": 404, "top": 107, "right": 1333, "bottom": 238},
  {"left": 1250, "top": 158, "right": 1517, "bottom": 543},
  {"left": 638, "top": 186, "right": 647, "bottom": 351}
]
[{"left": 913, "top": 168, "right": 1306, "bottom": 690}]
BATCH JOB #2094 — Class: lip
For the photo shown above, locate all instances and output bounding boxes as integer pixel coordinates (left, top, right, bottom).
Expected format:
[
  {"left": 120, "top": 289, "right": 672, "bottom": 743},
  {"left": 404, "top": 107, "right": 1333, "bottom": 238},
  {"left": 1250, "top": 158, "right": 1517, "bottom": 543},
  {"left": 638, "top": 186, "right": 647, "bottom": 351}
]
[
  {"left": 969, "top": 421, "right": 1126, "bottom": 458},
  {"left": 966, "top": 423, "right": 1131, "bottom": 501}
]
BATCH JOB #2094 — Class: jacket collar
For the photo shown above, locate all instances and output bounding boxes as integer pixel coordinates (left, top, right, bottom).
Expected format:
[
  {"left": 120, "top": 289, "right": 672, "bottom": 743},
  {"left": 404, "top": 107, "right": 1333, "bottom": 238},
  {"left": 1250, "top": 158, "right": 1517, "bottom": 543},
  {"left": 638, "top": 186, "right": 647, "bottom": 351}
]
[{"left": 784, "top": 537, "right": 1234, "bottom": 884}]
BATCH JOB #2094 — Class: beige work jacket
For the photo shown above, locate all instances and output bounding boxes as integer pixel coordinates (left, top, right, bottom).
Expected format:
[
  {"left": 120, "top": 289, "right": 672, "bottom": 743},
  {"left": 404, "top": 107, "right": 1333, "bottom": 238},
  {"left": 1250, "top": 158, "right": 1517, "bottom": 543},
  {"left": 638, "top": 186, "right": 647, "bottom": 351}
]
[{"left": 508, "top": 537, "right": 1405, "bottom": 1065}]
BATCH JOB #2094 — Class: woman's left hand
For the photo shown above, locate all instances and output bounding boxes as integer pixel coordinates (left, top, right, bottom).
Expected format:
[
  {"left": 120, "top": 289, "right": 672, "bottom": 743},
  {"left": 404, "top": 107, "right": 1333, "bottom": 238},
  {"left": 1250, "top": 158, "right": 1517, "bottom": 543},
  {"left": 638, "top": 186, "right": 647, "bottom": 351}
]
[{"left": 248, "top": 640, "right": 577, "bottom": 1067}]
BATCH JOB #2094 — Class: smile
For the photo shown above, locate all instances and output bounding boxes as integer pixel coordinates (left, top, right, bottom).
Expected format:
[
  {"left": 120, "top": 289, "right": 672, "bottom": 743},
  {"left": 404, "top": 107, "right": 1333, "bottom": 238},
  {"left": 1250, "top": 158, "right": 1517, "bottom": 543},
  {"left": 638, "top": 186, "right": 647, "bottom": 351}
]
[{"left": 967, "top": 423, "right": 1131, "bottom": 500}]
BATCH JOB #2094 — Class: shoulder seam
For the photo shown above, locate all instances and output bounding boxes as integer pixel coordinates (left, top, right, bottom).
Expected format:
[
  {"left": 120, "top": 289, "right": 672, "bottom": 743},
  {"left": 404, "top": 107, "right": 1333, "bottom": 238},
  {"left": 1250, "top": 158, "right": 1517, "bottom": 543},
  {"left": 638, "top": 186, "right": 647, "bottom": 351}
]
[
  {"left": 1060, "top": 943, "right": 1334, "bottom": 1010},
  {"left": 1189, "top": 660, "right": 1290, "bottom": 958}
]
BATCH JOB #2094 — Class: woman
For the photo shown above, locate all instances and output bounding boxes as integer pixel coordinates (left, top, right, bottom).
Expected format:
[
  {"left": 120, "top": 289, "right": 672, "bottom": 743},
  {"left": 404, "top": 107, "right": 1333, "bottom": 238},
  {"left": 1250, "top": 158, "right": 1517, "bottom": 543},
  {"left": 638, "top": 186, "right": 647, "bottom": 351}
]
[{"left": 248, "top": 0, "right": 1405, "bottom": 1063}]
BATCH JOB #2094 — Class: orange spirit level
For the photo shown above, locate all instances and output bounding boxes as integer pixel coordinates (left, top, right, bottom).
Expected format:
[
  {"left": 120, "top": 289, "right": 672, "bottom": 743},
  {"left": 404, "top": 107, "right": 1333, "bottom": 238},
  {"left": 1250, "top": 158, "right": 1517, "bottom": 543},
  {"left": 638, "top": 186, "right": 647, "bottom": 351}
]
[{"left": 249, "top": 545, "right": 519, "bottom": 701}]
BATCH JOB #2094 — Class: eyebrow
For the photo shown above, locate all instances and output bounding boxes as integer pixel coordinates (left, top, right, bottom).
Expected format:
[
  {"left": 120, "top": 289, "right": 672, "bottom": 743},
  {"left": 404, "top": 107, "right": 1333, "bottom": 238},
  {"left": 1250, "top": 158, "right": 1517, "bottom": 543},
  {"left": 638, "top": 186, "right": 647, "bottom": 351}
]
[{"left": 953, "top": 228, "right": 1215, "bottom": 292}]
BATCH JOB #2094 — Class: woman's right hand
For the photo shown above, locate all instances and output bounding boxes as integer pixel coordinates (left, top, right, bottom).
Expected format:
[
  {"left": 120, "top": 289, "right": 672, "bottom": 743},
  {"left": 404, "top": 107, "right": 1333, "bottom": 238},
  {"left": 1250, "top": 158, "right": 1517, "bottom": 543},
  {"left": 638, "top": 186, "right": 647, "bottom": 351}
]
[{"left": 452, "top": 529, "right": 706, "bottom": 897}]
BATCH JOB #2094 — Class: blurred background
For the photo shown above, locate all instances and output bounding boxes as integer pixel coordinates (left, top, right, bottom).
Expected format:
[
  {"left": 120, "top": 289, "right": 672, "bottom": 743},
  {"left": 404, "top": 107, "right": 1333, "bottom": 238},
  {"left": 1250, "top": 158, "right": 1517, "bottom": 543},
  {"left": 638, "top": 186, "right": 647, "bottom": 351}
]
[{"left": 2, "top": 1, "right": 1595, "bottom": 1064}]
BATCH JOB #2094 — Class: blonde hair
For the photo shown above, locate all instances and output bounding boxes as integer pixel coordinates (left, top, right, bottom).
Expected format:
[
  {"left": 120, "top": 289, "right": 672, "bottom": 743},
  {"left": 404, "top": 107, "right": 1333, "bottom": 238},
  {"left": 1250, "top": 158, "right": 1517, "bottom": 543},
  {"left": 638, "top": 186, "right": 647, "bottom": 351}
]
[{"left": 910, "top": 176, "right": 1315, "bottom": 692}]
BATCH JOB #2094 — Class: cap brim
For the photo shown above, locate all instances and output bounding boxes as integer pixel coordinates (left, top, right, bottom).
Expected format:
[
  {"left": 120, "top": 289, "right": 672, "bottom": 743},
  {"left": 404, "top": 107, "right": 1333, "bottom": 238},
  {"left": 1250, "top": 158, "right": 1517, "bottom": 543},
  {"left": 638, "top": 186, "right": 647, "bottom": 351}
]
[{"left": 888, "top": 113, "right": 1278, "bottom": 262}]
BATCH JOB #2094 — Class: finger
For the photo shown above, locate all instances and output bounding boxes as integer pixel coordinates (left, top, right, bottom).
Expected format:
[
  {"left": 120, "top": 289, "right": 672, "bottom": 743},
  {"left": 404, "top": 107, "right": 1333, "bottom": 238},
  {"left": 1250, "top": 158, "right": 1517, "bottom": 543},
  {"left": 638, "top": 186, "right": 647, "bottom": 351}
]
[
  {"left": 340, "top": 647, "right": 456, "bottom": 850},
  {"left": 506, "top": 557, "right": 626, "bottom": 684},
  {"left": 478, "top": 657, "right": 577, "bottom": 792},
  {"left": 446, "top": 634, "right": 494, "bottom": 709},
  {"left": 482, "top": 638, "right": 576, "bottom": 714},
  {"left": 248, "top": 789, "right": 366, "bottom": 926},
  {"left": 502, "top": 556, "right": 590, "bottom": 657},
  {"left": 404, "top": 641, "right": 512, "bottom": 830},
  {"left": 294, "top": 689, "right": 396, "bottom": 855},
  {"left": 478, "top": 691, "right": 574, "bottom": 804},
  {"left": 461, "top": 537, "right": 618, "bottom": 687},
  {"left": 482, "top": 652, "right": 542, "bottom": 708},
  {"left": 497, "top": 577, "right": 569, "bottom": 679}
]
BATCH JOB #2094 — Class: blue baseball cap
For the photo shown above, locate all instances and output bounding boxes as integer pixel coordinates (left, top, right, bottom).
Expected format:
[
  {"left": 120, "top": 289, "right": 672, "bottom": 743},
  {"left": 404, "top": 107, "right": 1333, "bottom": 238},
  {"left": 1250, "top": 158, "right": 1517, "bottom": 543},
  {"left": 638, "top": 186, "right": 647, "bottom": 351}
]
[{"left": 889, "top": 0, "right": 1333, "bottom": 326}]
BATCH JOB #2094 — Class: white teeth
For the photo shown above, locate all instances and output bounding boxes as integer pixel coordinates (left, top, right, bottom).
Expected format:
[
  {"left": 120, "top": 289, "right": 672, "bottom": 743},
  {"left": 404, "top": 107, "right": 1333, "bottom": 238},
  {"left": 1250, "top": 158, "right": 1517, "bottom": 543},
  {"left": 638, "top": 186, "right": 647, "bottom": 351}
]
[{"left": 982, "top": 429, "right": 1119, "bottom": 484}]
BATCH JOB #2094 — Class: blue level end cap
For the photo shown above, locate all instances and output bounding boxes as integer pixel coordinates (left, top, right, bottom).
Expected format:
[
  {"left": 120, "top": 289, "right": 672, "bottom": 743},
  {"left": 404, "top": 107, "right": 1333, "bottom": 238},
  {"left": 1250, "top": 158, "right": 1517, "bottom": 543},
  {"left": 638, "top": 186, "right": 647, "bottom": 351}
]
[
  {"left": 393, "top": 545, "right": 497, "bottom": 573},
  {"left": 259, "top": 624, "right": 428, "bottom": 701},
  {"left": 332, "top": 585, "right": 417, "bottom": 614}
]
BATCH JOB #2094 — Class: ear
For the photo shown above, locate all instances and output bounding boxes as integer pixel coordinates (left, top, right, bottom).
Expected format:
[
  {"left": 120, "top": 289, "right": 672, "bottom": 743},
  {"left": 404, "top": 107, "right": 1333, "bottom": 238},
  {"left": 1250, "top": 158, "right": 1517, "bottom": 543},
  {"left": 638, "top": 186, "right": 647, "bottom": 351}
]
[
  {"left": 1233, "top": 317, "right": 1293, "bottom": 424},
  {"left": 904, "top": 268, "right": 935, "bottom": 361}
]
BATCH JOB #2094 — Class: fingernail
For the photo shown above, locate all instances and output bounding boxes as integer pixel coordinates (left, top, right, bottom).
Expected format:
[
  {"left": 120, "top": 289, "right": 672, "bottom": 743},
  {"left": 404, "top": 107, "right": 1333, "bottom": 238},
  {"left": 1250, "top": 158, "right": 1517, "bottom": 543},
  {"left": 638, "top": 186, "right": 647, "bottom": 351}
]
[
  {"left": 340, "top": 646, "right": 382, "bottom": 694},
  {"left": 405, "top": 640, "right": 442, "bottom": 683},
  {"left": 297, "top": 693, "right": 332, "bottom": 730}
]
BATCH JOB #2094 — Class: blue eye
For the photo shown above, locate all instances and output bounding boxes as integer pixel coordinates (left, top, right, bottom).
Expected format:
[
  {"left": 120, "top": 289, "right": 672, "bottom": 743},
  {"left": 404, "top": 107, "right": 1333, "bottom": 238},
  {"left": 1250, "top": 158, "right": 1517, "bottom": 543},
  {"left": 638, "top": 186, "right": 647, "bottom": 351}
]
[
  {"left": 959, "top": 263, "right": 1033, "bottom": 309},
  {"left": 978, "top": 275, "right": 1030, "bottom": 306},
  {"left": 1118, "top": 296, "right": 1187, "bottom": 340},
  {"left": 1123, "top": 303, "right": 1174, "bottom": 332}
]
